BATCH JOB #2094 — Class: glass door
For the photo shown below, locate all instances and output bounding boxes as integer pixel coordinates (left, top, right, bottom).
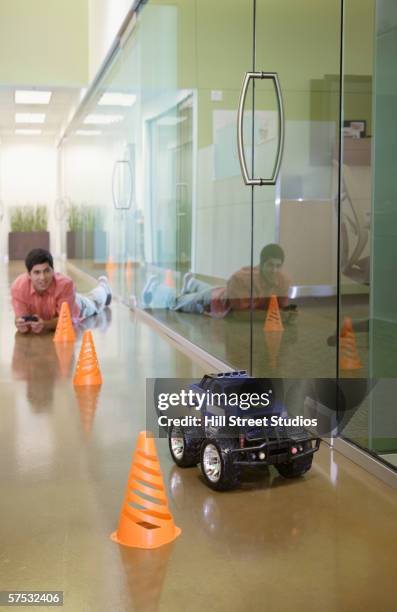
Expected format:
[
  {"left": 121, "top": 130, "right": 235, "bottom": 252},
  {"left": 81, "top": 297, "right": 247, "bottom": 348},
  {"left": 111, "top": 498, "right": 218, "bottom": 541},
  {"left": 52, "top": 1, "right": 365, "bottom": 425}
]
[
  {"left": 246, "top": 0, "right": 342, "bottom": 382},
  {"left": 137, "top": 0, "right": 255, "bottom": 371}
]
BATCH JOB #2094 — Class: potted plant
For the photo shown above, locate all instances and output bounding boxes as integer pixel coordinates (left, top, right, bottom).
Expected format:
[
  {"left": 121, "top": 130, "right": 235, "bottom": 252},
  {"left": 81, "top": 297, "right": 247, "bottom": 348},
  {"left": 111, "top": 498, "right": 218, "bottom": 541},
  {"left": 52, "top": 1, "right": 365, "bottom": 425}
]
[
  {"left": 66, "top": 204, "right": 107, "bottom": 261},
  {"left": 8, "top": 205, "right": 49, "bottom": 260},
  {"left": 66, "top": 204, "right": 83, "bottom": 259}
]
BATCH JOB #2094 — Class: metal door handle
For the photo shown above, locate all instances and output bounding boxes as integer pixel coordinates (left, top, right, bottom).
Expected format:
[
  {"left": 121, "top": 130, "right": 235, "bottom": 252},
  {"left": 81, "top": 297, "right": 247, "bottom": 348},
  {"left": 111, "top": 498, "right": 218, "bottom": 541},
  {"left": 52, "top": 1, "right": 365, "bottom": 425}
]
[
  {"left": 112, "top": 160, "right": 133, "bottom": 210},
  {"left": 237, "top": 71, "right": 285, "bottom": 186}
]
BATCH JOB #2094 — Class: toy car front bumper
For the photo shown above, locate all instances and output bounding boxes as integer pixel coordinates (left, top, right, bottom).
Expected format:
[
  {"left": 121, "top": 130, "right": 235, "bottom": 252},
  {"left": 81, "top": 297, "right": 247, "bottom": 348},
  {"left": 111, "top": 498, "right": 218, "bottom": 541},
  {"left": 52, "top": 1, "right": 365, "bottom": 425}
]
[{"left": 229, "top": 437, "right": 321, "bottom": 466}]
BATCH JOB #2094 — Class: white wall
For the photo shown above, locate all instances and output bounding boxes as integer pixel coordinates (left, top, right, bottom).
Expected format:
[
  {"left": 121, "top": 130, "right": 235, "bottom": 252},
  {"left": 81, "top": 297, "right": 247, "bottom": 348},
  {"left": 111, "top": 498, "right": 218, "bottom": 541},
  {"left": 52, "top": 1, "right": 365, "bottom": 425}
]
[
  {"left": 88, "top": 0, "right": 134, "bottom": 81},
  {"left": 0, "top": 141, "right": 58, "bottom": 259}
]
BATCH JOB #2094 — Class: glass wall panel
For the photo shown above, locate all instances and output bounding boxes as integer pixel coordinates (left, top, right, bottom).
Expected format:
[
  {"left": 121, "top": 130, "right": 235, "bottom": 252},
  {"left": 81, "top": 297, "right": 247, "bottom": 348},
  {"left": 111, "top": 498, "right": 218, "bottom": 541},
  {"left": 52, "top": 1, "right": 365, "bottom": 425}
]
[
  {"left": 57, "top": 0, "right": 397, "bottom": 474},
  {"left": 340, "top": 0, "right": 397, "bottom": 469},
  {"left": 60, "top": 0, "right": 255, "bottom": 371}
]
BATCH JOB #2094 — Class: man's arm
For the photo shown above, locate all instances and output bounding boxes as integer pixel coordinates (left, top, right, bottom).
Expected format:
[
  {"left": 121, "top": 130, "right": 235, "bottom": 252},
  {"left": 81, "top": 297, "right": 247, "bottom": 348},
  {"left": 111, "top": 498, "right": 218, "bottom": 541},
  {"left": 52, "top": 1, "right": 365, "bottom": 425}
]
[
  {"left": 43, "top": 317, "right": 58, "bottom": 331},
  {"left": 12, "top": 294, "right": 32, "bottom": 333},
  {"left": 30, "top": 316, "right": 58, "bottom": 334}
]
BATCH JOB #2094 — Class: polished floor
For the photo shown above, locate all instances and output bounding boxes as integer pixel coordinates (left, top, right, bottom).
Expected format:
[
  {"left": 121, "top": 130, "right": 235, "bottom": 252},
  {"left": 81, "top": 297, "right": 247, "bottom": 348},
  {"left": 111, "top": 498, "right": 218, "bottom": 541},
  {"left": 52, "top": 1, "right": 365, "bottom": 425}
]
[{"left": 1, "top": 261, "right": 397, "bottom": 612}]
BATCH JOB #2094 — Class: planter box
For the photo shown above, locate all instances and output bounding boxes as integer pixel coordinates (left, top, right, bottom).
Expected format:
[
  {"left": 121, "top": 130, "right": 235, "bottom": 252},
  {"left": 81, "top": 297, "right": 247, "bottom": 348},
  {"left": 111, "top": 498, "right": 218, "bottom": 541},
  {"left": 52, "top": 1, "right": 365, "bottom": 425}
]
[
  {"left": 67, "top": 230, "right": 107, "bottom": 261},
  {"left": 8, "top": 231, "right": 50, "bottom": 261}
]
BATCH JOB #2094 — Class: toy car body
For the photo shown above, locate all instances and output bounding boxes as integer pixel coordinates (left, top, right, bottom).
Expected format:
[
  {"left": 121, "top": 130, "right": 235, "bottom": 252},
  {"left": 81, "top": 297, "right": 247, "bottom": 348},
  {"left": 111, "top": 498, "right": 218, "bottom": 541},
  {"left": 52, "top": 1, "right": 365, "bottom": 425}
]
[{"left": 168, "top": 371, "right": 321, "bottom": 490}]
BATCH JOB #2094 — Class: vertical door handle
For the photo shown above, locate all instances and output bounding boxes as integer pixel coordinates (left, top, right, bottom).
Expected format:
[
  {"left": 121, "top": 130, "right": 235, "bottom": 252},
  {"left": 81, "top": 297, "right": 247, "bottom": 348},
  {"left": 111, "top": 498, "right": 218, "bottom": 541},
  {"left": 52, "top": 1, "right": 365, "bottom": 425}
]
[{"left": 237, "top": 71, "right": 285, "bottom": 186}]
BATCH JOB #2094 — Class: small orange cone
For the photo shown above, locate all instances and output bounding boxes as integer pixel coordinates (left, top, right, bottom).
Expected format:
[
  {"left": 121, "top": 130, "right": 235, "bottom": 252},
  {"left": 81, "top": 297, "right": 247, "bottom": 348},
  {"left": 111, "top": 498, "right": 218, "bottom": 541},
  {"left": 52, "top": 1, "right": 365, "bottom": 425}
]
[
  {"left": 111, "top": 431, "right": 181, "bottom": 549},
  {"left": 53, "top": 302, "right": 75, "bottom": 343},
  {"left": 126, "top": 259, "right": 133, "bottom": 291},
  {"left": 340, "top": 317, "right": 362, "bottom": 370},
  {"left": 106, "top": 256, "right": 116, "bottom": 281},
  {"left": 106, "top": 255, "right": 116, "bottom": 271},
  {"left": 126, "top": 259, "right": 133, "bottom": 281},
  {"left": 73, "top": 330, "right": 103, "bottom": 386},
  {"left": 265, "top": 331, "right": 282, "bottom": 369},
  {"left": 164, "top": 269, "right": 175, "bottom": 288},
  {"left": 75, "top": 386, "right": 100, "bottom": 433},
  {"left": 264, "top": 295, "right": 284, "bottom": 332}
]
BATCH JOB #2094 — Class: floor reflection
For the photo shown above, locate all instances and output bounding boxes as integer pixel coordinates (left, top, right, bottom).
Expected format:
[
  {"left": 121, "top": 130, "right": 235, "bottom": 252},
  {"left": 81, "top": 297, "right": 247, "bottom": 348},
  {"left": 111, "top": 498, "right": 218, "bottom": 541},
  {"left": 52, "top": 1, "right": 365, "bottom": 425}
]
[
  {"left": 12, "top": 332, "right": 60, "bottom": 411},
  {"left": 117, "top": 543, "right": 175, "bottom": 612},
  {"left": 168, "top": 465, "right": 311, "bottom": 559},
  {"left": 74, "top": 386, "right": 101, "bottom": 434}
]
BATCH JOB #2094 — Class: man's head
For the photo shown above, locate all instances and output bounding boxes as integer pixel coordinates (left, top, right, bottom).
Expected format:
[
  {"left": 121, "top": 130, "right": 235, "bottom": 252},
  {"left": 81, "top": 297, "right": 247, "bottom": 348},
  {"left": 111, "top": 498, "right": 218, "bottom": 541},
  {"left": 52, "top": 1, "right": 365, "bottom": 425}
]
[
  {"left": 25, "top": 249, "right": 54, "bottom": 294},
  {"left": 259, "top": 244, "right": 285, "bottom": 285}
]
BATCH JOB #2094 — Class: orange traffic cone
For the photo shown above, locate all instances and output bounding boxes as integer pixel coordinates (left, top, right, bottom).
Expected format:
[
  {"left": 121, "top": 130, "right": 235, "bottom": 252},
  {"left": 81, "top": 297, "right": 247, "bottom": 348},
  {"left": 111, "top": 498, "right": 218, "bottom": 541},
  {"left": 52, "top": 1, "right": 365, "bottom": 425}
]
[
  {"left": 340, "top": 317, "right": 362, "bottom": 370},
  {"left": 73, "top": 330, "right": 103, "bottom": 386},
  {"left": 106, "top": 255, "right": 116, "bottom": 271},
  {"left": 264, "top": 295, "right": 284, "bottom": 332},
  {"left": 106, "top": 256, "right": 116, "bottom": 282},
  {"left": 265, "top": 331, "right": 282, "bottom": 369},
  {"left": 53, "top": 302, "right": 75, "bottom": 343},
  {"left": 126, "top": 259, "right": 133, "bottom": 291},
  {"left": 75, "top": 386, "right": 100, "bottom": 433},
  {"left": 164, "top": 269, "right": 175, "bottom": 288},
  {"left": 126, "top": 259, "right": 133, "bottom": 280},
  {"left": 111, "top": 431, "right": 181, "bottom": 549}
]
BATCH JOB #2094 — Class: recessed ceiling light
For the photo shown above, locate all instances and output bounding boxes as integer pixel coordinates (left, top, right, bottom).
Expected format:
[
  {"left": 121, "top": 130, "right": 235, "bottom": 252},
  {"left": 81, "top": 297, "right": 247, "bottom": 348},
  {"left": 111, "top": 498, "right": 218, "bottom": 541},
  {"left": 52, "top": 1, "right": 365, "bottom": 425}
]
[
  {"left": 83, "top": 114, "right": 124, "bottom": 125},
  {"left": 98, "top": 93, "right": 136, "bottom": 107},
  {"left": 15, "top": 113, "right": 46, "bottom": 124},
  {"left": 76, "top": 130, "right": 102, "bottom": 136},
  {"left": 15, "top": 129, "right": 42, "bottom": 135},
  {"left": 15, "top": 90, "right": 52, "bottom": 105}
]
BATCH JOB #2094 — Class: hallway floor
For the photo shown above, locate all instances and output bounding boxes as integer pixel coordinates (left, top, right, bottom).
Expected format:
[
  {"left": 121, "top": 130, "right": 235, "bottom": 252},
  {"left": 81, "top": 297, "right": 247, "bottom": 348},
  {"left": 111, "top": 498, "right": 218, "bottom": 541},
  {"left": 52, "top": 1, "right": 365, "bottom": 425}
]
[{"left": 1, "top": 262, "right": 397, "bottom": 612}]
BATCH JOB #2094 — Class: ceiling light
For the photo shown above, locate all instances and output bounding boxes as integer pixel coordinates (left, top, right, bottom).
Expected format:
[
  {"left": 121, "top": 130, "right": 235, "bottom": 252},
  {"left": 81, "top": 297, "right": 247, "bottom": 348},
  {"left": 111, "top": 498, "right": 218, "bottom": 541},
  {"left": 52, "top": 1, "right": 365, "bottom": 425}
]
[
  {"left": 98, "top": 93, "right": 136, "bottom": 107},
  {"left": 83, "top": 114, "right": 123, "bottom": 125},
  {"left": 76, "top": 130, "right": 102, "bottom": 136},
  {"left": 15, "top": 129, "right": 42, "bottom": 135},
  {"left": 15, "top": 113, "right": 45, "bottom": 124},
  {"left": 15, "top": 90, "right": 52, "bottom": 105}
]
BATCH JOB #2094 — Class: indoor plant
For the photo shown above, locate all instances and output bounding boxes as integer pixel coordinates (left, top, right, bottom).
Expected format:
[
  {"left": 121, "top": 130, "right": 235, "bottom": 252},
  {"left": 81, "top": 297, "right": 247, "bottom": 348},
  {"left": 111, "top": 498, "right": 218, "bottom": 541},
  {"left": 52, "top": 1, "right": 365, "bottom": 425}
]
[{"left": 8, "top": 205, "right": 49, "bottom": 260}]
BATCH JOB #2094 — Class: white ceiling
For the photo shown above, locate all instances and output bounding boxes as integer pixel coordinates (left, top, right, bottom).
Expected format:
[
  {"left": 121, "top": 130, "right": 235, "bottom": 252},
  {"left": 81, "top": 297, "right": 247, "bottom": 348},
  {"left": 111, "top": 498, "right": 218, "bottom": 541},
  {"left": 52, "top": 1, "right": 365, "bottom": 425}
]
[{"left": 0, "top": 87, "right": 82, "bottom": 142}]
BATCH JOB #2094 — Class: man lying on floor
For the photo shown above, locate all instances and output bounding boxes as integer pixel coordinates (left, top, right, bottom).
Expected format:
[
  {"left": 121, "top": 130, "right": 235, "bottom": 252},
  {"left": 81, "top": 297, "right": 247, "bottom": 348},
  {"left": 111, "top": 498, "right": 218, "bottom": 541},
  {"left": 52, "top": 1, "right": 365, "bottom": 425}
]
[
  {"left": 11, "top": 248, "right": 112, "bottom": 334},
  {"left": 141, "top": 243, "right": 296, "bottom": 321}
]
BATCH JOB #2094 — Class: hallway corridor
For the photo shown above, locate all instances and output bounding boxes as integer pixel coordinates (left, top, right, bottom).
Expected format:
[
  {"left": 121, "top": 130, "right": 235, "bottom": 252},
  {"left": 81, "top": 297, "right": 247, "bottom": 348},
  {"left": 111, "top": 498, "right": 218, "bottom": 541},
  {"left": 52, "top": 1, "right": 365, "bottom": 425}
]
[{"left": 1, "top": 262, "right": 397, "bottom": 612}]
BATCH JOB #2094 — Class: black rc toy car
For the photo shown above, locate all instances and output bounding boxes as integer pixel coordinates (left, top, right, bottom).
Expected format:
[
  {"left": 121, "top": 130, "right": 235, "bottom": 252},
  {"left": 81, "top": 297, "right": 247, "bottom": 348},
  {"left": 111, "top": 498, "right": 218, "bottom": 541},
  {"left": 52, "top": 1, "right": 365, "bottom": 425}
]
[{"left": 168, "top": 371, "right": 321, "bottom": 491}]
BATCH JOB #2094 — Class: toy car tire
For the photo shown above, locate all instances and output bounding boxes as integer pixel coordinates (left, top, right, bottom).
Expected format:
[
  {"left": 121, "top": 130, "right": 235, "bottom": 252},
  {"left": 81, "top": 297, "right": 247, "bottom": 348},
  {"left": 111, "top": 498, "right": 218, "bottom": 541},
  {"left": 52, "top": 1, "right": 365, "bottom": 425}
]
[
  {"left": 200, "top": 438, "right": 240, "bottom": 491},
  {"left": 169, "top": 426, "right": 202, "bottom": 468},
  {"left": 276, "top": 457, "right": 313, "bottom": 478}
]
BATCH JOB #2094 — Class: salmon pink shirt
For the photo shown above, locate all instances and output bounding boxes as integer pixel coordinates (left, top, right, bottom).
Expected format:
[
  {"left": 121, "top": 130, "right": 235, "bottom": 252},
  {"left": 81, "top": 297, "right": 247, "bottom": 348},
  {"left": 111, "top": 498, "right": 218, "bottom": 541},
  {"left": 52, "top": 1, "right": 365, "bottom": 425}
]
[{"left": 11, "top": 272, "right": 80, "bottom": 321}]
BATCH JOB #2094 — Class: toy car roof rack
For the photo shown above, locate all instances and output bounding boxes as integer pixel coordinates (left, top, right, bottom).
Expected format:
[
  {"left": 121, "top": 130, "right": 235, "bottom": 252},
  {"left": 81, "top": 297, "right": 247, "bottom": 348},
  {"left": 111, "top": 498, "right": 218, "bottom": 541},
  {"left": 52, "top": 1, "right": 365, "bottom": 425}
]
[{"left": 208, "top": 370, "right": 248, "bottom": 379}]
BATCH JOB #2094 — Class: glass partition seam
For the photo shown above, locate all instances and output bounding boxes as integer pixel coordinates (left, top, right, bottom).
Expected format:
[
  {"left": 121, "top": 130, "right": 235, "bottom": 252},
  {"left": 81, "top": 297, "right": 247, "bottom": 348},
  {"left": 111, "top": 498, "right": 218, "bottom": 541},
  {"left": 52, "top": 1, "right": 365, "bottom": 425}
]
[
  {"left": 369, "top": 5, "right": 377, "bottom": 378},
  {"left": 250, "top": 0, "right": 256, "bottom": 375},
  {"left": 336, "top": 0, "right": 345, "bottom": 382},
  {"left": 191, "top": 89, "right": 198, "bottom": 274}
]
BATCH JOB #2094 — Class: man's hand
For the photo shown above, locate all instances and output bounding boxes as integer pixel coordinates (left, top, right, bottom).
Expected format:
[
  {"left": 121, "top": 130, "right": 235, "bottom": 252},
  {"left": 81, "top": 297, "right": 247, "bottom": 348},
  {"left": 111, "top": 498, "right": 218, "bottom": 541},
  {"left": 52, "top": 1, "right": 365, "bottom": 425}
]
[
  {"left": 30, "top": 316, "right": 45, "bottom": 334},
  {"left": 281, "top": 304, "right": 298, "bottom": 325},
  {"left": 15, "top": 317, "right": 30, "bottom": 334}
]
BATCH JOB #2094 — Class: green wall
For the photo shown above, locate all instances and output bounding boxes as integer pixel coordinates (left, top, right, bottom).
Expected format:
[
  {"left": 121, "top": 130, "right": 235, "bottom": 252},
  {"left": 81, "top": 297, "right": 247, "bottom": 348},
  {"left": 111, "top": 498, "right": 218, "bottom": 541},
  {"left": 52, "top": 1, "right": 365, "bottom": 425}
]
[
  {"left": 153, "top": 0, "right": 374, "bottom": 148},
  {"left": 371, "top": 0, "right": 397, "bottom": 375},
  {"left": 0, "top": 0, "right": 89, "bottom": 86}
]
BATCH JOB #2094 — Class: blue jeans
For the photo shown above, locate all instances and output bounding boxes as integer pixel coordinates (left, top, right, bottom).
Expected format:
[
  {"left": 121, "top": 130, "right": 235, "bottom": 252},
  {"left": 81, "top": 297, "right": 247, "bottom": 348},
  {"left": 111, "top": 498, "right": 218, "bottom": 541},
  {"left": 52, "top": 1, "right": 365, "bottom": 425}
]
[
  {"left": 75, "top": 283, "right": 108, "bottom": 320},
  {"left": 150, "top": 278, "right": 215, "bottom": 314}
]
